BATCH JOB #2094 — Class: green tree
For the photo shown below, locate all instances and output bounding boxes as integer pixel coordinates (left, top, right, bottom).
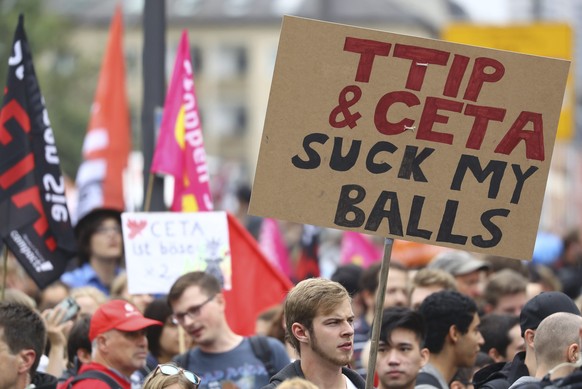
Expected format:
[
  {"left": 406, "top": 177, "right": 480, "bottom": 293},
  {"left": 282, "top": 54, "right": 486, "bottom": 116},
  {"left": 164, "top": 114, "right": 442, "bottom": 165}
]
[{"left": 0, "top": 0, "right": 97, "bottom": 178}]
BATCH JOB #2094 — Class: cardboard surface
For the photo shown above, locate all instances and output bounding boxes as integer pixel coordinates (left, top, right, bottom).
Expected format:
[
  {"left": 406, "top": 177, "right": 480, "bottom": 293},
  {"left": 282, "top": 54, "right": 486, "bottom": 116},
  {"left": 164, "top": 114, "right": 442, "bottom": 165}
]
[{"left": 250, "top": 16, "right": 570, "bottom": 260}]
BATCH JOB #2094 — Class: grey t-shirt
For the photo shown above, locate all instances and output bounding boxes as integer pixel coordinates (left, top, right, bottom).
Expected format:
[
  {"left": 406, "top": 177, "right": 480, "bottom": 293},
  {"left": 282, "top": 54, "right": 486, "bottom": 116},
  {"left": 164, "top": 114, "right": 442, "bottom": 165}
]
[
  {"left": 175, "top": 337, "right": 290, "bottom": 389},
  {"left": 415, "top": 363, "right": 449, "bottom": 389}
]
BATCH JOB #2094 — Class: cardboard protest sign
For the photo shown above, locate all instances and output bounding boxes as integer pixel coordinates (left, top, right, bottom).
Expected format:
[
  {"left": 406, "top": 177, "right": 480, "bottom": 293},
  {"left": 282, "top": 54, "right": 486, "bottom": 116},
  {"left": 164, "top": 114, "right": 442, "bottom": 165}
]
[
  {"left": 249, "top": 16, "right": 569, "bottom": 260},
  {"left": 121, "top": 211, "right": 230, "bottom": 294}
]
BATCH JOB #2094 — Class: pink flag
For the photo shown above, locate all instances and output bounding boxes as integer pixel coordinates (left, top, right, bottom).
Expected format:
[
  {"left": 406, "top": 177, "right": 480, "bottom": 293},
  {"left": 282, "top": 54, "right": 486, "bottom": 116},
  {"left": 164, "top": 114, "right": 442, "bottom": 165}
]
[
  {"left": 340, "top": 231, "right": 382, "bottom": 267},
  {"left": 258, "top": 218, "right": 291, "bottom": 278},
  {"left": 151, "top": 30, "right": 213, "bottom": 212}
]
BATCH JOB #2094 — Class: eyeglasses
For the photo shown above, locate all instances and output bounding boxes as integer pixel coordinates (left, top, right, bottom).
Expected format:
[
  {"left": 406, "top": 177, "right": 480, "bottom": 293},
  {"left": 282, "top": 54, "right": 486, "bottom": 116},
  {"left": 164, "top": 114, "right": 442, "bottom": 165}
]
[
  {"left": 153, "top": 364, "right": 201, "bottom": 387},
  {"left": 171, "top": 295, "right": 215, "bottom": 325}
]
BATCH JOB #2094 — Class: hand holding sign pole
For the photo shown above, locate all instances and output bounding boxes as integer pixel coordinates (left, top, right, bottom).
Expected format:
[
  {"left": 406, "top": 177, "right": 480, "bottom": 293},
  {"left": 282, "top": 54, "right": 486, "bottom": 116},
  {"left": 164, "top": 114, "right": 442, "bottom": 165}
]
[{"left": 250, "top": 16, "right": 569, "bottom": 389}]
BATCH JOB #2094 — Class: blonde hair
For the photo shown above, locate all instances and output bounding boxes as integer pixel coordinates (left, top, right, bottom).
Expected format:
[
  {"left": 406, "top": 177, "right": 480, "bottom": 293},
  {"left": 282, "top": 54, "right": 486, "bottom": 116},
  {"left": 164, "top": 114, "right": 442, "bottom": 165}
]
[
  {"left": 3, "top": 288, "right": 37, "bottom": 310},
  {"left": 70, "top": 286, "right": 107, "bottom": 305},
  {"left": 278, "top": 378, "right": 319, "bottom": 389},
  {"left": 285, "top": 278, "right": 350, "bottom": 353}
]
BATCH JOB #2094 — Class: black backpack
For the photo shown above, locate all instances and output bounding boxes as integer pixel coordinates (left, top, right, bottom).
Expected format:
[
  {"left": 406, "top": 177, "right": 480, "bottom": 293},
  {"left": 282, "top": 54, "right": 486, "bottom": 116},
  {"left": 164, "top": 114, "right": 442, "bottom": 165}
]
[
  {"left": 174, "top": 335, "right": 279, "bottom": 378},
  {"left": 67, "top": 370, "right": 122, "bottom": 389},
  {"left": 416, "top": 372, "right": 446, "bottom": 389}
]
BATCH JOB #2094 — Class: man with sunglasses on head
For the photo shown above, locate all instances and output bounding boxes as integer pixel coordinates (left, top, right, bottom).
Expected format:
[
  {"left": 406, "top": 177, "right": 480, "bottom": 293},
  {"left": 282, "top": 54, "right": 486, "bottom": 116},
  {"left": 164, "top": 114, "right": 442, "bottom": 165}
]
[
  {"left": 168, "top": 271, "right": 290, "bottom": 389},
  {"left": 58, "top": 300, "right": 163, "bottom": 389}
]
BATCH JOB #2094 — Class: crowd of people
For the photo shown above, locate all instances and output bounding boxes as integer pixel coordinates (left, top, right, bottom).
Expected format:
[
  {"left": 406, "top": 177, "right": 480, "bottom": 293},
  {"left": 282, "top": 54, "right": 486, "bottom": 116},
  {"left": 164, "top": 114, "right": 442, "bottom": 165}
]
[{"left": 1, "top": 202, "right": 582, "bottom": 389}]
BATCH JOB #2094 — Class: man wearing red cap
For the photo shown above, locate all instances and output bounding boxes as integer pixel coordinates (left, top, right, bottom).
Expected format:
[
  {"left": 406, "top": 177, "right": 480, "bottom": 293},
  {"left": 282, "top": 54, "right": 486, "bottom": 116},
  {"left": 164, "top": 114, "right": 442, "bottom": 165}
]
[{"left": 58, "top": 300, "right": 162, "bottom": 389}]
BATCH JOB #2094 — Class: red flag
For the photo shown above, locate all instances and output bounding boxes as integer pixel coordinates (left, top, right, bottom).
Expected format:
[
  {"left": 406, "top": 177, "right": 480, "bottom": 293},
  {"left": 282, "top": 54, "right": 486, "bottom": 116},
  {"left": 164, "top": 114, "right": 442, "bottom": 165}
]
[
  {"left": 151, "top": 30, "right": 213, "bottom": 212},
  {"left": 0, "top": 15, "right": 76, "bottom": 288},
  {"left": 224, "top": 213, "right": 293, "bottom": 336},
  {"left": 340, "top": 231, "right": 382, "bottom": 267},
  {"left": 75, "top": 6, "right": 130, "bottom": 221}
]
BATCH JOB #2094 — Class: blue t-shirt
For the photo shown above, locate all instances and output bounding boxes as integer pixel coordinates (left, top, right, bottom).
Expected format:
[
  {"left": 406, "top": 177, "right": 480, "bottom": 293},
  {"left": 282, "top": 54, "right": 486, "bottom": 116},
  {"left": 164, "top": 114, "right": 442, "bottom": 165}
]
[
  {"left": 60, "top": 263, "right": 120, "bottom": 295},
  {"left": 175, "top": 337, "right": 290, "bottom": 389}
]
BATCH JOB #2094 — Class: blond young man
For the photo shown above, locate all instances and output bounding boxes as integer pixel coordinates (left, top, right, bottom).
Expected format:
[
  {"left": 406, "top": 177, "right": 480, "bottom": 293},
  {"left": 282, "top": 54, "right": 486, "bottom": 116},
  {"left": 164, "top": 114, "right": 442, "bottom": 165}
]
[{"left": 264, "top": 278, "right": 366, "bottom": 389}]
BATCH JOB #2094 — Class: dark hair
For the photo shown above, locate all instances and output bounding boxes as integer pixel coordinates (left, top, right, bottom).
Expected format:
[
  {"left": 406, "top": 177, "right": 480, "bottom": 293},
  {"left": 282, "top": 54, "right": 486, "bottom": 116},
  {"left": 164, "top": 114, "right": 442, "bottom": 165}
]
[
  {"left": 418, "top": 290, "right": 478, "bottom": 354},
  {"left": 167, "top": 271, "right": 221, "bottom": 305},
  {"left": 331, "top": 264, "right": 363, "bottom": 297},
  {"left": 144, "top": 298, "right": 174, "bottom": 358},
  {"left": 0, "top": 302, "right": 46, "bottom": 374},
  {"left": 76, "top": 210, "right": 121, "bottom": 264},
  {"left": 479, "top": 314, "right": 519, "bottom": 359},
  {"left": 67, "top": 314, "right": 92, "bottom": 370},
  {"left": 379, "top": 307, "right": 426, "bottom": 347}
]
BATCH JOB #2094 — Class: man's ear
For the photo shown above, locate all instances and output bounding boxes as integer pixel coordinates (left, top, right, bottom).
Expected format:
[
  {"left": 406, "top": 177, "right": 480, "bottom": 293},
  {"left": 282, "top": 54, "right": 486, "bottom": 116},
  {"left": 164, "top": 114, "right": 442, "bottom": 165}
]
[
  {"left": 96, "top": 333, "right": 111, "bottom": 353},
  {"left": 567, "top": 342, "right": 580, "bottom": 363},
  {"left": 487, "top": 348, "right": 503, "bottom": 363},
  {"left": 214, "top": 293, "right": 226, "bottom": 310},
  {"left": 291, "top": 323, "right": 309, "bottom": 345},
  {"left": 449, "top": 325, "right": 460, "bottom": 343},
  {"left": 18, "top": 349, "right": 36, "bottom": 374},
  {"left": 419, "top": 347, "right": 430, "bottom": 367},
  {"left": 77, "top": 347, "right": 92, "bottom": 365},
  {"left": 450, "top": 380, "right": 466, "bottom": 389},
  {"left": 524, "top": 329, "right": 535, "bottom": 349}
]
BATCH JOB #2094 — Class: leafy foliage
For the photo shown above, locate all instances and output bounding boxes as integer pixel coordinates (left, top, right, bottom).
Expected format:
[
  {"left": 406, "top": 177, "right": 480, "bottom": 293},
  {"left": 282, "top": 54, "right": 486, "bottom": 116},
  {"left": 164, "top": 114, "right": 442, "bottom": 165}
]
[{"left": 0, "top": 0, "right": 97, "bottom": 178}]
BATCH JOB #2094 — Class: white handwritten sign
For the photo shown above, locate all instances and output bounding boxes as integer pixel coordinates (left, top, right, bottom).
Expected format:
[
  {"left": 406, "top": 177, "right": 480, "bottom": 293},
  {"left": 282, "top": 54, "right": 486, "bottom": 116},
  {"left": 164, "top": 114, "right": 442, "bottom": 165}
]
[{"left": 121, "top": 211, "right": 231, "bottom": 295}]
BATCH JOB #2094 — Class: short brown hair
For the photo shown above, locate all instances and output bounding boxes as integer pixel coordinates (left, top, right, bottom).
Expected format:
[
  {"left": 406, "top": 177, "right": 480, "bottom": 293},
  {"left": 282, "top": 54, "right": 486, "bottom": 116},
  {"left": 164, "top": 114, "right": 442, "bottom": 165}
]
[
  {"left": 285, "top": 278, "right": 350, "bottom": 353},
  {"left": 167, "top": 271, "right": 221, "bottom": 305},
  {"left": 410, "top": 268, "right": 456, "bottom": 295},
  {"left": 483, "top": 269, "right": 527, "bottom": 307}
]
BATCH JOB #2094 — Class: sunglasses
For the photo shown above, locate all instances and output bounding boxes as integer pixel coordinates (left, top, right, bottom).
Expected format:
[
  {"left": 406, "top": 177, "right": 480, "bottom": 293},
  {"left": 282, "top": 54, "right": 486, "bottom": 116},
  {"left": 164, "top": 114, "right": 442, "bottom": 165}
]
[{"left": 153, "top": 364, "right": 201, "bottom": 387}]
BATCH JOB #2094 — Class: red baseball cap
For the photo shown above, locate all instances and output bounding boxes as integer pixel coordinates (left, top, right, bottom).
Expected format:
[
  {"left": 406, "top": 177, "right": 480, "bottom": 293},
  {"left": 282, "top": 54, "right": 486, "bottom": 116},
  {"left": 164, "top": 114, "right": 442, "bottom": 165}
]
[{"left": 89, "top": 300, "right": 162, "bottom": 341}]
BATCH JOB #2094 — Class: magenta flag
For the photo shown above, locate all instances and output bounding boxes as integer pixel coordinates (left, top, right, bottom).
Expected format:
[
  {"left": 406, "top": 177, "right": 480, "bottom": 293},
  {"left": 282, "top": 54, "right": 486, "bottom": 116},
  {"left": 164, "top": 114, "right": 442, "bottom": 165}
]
[
  {"left": 340, "top": 231, "right": 382, "bottom": 267},
  {"left": 258, "top": 218, "right": 291, "bottom": 278},
  {"left": 151, "top": 30, "right": 213, "bottom": 212}
]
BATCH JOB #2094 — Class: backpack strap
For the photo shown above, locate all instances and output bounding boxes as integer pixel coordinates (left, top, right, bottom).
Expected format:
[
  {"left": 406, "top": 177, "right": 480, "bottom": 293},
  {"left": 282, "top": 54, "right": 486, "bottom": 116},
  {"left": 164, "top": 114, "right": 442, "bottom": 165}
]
[
  {"left": 249, "top": 335, "right": 277, "bottom": 378},
  {"left": 416, "top": 372, "right": 445, "bottom": 389},
  {"left": 67, "top": 370, "right": 122, "bottom": 389}
]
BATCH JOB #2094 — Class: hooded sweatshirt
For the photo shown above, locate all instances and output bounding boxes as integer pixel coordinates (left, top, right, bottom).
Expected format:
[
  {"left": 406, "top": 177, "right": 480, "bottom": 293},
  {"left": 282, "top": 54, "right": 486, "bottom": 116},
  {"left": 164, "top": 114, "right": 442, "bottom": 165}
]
[{"left": 261, "top": 360, "right": 366, "bottom": 389}]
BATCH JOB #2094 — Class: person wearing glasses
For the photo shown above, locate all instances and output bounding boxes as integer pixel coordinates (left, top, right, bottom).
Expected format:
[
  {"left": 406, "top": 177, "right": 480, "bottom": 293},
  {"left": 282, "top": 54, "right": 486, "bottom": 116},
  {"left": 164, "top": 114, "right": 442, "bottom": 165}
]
[
  {"left": 61, "top": 208, "right": 124, "bottom": 296},
  {"left": 168, "top": 271, "right": 290, "bottom": 389},
  {"left": 57, "top": 300, "right": 163, "bottom": 389},
  {"left": 142, "top": 363, "right": 201, "bottom": 389}
]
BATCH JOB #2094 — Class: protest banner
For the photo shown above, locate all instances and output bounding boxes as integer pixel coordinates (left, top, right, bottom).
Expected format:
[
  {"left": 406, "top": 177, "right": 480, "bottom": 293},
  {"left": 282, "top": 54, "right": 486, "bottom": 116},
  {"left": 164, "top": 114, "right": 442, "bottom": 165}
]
[
  {"left": 121, "top": 211, "right": 231, "bottom": 295},
  {"left": 250, "top": 16, "right": 570, "bottom": 261},
  {"left": 0, "top": 15, "right": 76, "bottom": 288}
]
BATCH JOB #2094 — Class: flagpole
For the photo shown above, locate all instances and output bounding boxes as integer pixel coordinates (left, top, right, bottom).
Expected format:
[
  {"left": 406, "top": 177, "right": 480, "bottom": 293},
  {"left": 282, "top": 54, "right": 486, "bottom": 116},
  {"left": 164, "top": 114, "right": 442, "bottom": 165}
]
[
  {"left": 1, "top": 246, "right": 7, "bottom": 301},
  {"left": 365, "top": 237, "right": 393, "bottom": 389},
  {"left": 143, "top": 172, "right": 155, "bottom": 212}
]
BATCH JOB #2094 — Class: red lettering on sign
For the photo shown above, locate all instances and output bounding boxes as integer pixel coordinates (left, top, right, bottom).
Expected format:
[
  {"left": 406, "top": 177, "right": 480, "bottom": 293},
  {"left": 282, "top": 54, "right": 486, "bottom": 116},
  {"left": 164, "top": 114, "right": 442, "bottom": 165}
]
[
  {"left": 344, "top": 37, "right": 392, "bottom": 83},
  {"left": 495, "top": 112, "right": 544, "bottom": 161},
  {"left": 393, "top": 44, "right": 450, "bottom": 91}
]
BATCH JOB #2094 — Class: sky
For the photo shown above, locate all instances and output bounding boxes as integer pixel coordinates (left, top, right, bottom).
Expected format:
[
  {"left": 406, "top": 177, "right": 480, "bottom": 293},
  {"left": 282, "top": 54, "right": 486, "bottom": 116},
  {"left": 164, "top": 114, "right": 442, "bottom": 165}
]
[{"left": 453, "top": 0, "right": 510, "bottom": 23}]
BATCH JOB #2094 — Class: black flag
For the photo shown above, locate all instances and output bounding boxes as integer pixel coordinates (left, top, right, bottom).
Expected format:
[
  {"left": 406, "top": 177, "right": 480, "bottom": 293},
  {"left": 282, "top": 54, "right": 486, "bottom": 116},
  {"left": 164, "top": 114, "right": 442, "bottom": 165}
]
[{"left": 0, "top": 15, "right": 76, "bottom": 288}]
